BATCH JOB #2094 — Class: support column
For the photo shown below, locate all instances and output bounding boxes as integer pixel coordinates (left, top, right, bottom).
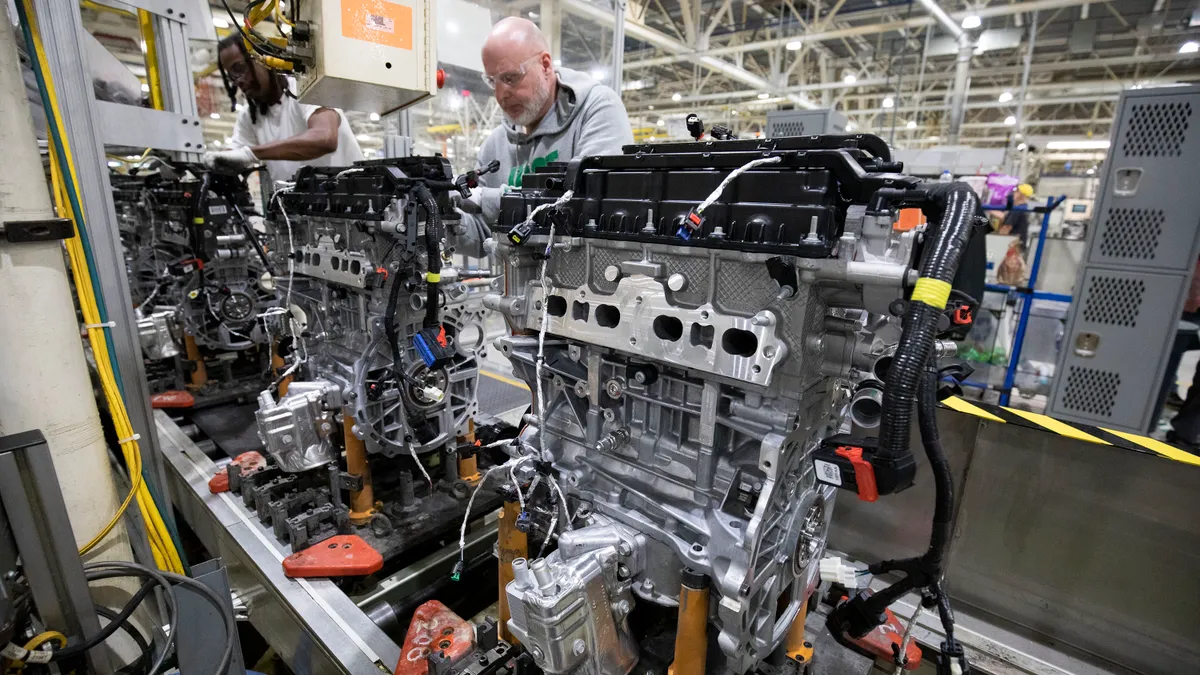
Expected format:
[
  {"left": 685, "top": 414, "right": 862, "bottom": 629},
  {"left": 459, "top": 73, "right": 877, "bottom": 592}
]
[
  {"left": 668, "top": 569, "right": 710, "bottom": 675},
  {"left": 1008, "top": 11, "right": 1039, "bottom": 172},
  {"left": 344, "top": 411, "right": 375, "bottom": 525},
  {"left": 946, "top": 34, "right": 974, "bottom": 144},
  {"left": 497, "top": 501, "right": 528, "bottom": 643},
  {"left": 540, "top": 0, "right": 562, "bottom": 62}
]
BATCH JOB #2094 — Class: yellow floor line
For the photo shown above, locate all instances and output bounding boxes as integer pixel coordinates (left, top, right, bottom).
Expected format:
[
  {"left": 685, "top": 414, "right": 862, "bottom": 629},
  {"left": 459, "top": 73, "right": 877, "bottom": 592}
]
[
  {"left": 482, "top": 369, "right": 530, "bottom": 391},
  {"left": 943, "top": 396, "right": 1006, "bottom": 423},
  {"left": 1103, "top": 428, "right": 1200, "bottom": 467},
  {"left": 1003, "top": 407, "right": 1111, "bottom": 445}
]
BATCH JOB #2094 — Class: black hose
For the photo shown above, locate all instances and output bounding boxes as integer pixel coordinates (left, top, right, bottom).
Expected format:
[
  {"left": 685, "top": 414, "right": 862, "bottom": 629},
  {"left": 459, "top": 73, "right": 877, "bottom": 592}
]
[
  {"left": 917, "top": 369, "right": 953, "bottom": 570},
  {"left": 94, "top": 605, "right": 151, "bottom": 675},
  {"left": 50, "top": 580, "right": 157, "bottom": 659},
  {"left": 877, "top": 183, "right": 979, "bottom": 477},
  {"left": 414, "top": 184, "right": 442, "bottom": 328}
]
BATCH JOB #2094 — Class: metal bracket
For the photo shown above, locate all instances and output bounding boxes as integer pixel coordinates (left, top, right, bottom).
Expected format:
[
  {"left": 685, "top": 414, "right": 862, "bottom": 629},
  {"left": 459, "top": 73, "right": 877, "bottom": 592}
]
[
  {"left": 0, "top": 218, "right": 73, "bottom": 243},
  {"left": 88, "top": 0, "right": 190, "bottom": 22},
  {"left": 96, "top": 101, "right": 205, "bottom": 152}
]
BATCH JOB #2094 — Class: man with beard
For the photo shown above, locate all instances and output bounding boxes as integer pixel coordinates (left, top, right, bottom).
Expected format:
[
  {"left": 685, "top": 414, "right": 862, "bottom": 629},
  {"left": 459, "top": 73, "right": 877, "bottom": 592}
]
[{"left": 455, "top": 17, "right": 633, "bottom": 242}]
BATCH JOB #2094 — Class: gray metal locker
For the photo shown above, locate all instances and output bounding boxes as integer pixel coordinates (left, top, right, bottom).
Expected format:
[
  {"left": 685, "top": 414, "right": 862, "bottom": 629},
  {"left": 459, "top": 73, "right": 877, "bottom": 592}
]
[
  {"left": 766, "top": 109, "right": 848, "bottom": 137},
  {"left": 1047, "top": 86, "right": 1200, "bottom": 432}
]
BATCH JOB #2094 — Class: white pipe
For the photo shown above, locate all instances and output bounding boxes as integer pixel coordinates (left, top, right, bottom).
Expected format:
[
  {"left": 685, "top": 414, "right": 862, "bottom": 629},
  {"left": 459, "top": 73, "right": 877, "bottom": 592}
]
[
  {"left": 0, "top": 0, "right": 144, "bottom": 652},
  {"left": 914, "top": 0, "right": 965, "bottom": 39}
]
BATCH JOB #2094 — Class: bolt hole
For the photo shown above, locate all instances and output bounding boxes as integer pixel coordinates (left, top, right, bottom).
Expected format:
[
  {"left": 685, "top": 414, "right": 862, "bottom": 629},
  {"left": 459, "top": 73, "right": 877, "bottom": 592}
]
[
  {"left": 691, "top": 543, "right": 703, "bottom": 552},
  {"left": 653, "top": 315, "right": 683, "bottom": 341},
  {"left": 385, "top": 62, "right": 393, "bottom": 69},
  {"left": 328, "top": 543, "right": 338, "bottom": 549}
]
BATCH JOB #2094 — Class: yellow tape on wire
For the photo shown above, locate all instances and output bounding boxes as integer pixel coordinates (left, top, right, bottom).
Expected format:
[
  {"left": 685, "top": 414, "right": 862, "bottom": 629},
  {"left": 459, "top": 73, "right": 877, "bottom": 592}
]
[
  {"left": 910, "top": 277, "right": 953, "bottom": 310},
  {"left": 27, "top": 0, "right": 182, "bottom": 574}
]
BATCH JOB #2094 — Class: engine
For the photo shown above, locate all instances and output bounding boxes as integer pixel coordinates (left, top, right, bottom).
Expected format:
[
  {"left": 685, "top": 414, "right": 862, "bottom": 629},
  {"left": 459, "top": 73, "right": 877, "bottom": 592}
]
[
  {"left": 112, "top": 164, "right": 276, "bottom": 402},
  {"left": 484, "top": 135, "right": 981, "bottom": 674},
  {"left": 249, "top": 158, "right": 502, "bottom": 558}
]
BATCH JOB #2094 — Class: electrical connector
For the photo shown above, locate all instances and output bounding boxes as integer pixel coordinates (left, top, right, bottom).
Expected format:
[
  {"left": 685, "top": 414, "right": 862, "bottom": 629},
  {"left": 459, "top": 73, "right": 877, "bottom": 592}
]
[
  {"left": 451, "top": 559, "right": 464, "bottom": 582},
  {"left": 413, "top": 325, "right": 454, "bottom": 369},
  {"left": 677, "top": 209, "right": 705, "bottom": 240},
  {"left": 420, "top": 385, "right": 445, "bottom": 403},
  {"left": 820, "top": 556, "right": 870, "bottom": 587}
]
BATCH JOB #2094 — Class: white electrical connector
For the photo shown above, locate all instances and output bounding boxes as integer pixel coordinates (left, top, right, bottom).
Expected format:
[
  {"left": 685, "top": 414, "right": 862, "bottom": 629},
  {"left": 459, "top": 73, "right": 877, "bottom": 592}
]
[
  {"left": 421, "top": 385, "right": 445, "bottom": 403},
  {"left": 820, "top": 556, "right": 870, "bottom": 587}
]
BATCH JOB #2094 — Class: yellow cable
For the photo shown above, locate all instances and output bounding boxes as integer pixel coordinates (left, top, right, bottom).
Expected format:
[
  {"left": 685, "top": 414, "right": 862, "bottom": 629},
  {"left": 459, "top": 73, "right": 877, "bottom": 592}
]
[
  {"left": 23, "top": 632, "right": 67, "bottom": 652},
  {"left": 28, "top": 0, "right": 183, "bottom": 573}
]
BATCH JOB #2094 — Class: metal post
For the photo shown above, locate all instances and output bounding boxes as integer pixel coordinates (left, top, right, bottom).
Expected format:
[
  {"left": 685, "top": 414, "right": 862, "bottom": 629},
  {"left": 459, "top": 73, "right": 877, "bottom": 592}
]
[
  {"left": 610, "top": 0, "right": 627, "bottom": 94},
  {"left": 540, "top": 0, "right": 562, "bottom": 62},
  {"left": 31, "top": 0, "right": 200, "bottom": 513},
  {"left": 999, "top": 196, "right": 1065, "bottom": 406},
  {"left": 946, "top": 35, "right": 974, "bottom": 144},
  {"left": 1008, "top": 11, "right": 1038, "bottom": 173},
  {"left": 0, "top": 431, "right": 113, "bottom": 674}
]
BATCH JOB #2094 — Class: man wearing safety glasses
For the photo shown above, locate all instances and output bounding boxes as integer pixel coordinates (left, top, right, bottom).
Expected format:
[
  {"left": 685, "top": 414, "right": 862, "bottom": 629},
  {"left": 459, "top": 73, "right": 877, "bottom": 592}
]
[{"left": 455, "top": 17, "right": 632, "bottom": 236}]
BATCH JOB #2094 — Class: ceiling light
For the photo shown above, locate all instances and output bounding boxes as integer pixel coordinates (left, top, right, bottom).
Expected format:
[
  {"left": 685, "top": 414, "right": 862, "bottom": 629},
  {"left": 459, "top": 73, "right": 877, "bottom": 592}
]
[
  {"left": 1046, "top": 139, "right": 1111, "bottom": 150},
  {"left": 906, "top": 120, "right": 917, "bottom": 129},
  {"left": 212, "top": 17, "right": 229, "bottom": 29},
  {"left": 1017, "top": 142, "right": 1027, "bottom": 150},
  {"left": 882, "top": 96, "right": 894, "bottom": 108},
  {"left": 998, "top": 91, "right": 1013, "bottom": 103},
  {"left": 1182, "top": 41, "right": 1200, "bottom": 54},
  {"left": 961, "top": 15, "right": 981, "bottom": 29},
  {"left": 758, "top": 92, "right": 770, "bottom": 99},
  {"left": 648, "top": 105, "right": 655, "bottom": 110},
  {"left": 210, "top": 112, "right": 221, "bottom": 119},
  {"left": 356, "top": 133, "right": 372, "bottom": 142},
  {"left": 657, "top": 119, "right": 665, "bottom": 127},
  {"left": 845, "top": 122, "right": 856, "bottom": 131},
  {"left": 1086, "top": 167, "right": 1096, "bottom": 175},
  {"left": 671, "top": 93, "right": 682, "bottom": 101},
  {"left": 928, "top": 135, "right": 939, "bottom": 141},
  {"left": 369, "top": 112, "right": 381, "bottom": 121},
  {"left": 843, "top": 73, "right": 857, "bottom": 85},
  {"left": 528, "top": 11, "right": 539, "bottom": 19},
  {"left": 647, "top": 136, "right": 656, "bottom": 142},
  {"left": 553, "top": 58, "right": 562, "bottom": 67},
  {"left": 140, "top": 83, "right": 150, "bottom": 93},
  {"left": 1004, "top": 115, "right": 1016, "bottom": 125},
  {"left": 224, "top": 136, "right": 232, "bottom": 144},
  {"left": 446, "top": 22, "right": 459, "bottom": 34},
  {"left": 786, "top": 40, "right": 802, "bottom": 51},
  {"left": 591, "top": 68, "right": 607, "bottom": 81},
  {"left": 731, "top": 109, "right": 739, "bottom": 116}
]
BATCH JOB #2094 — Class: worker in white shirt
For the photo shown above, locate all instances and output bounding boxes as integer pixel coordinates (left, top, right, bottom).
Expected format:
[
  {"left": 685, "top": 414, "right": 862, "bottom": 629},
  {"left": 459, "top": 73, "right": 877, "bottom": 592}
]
[{"left": 203, "top": 34, "right": 363, "bottom": 183}]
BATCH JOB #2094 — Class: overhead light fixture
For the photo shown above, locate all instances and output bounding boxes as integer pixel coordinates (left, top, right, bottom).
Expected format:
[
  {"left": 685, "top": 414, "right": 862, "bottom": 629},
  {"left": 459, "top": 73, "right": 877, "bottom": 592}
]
[
  {"left": 1086, "top": 167, "right": 1096, "bottom": 175},
  {"left": 843, "top": 73, "right": 857, "bottom": 85},
  {"left": 845, "top": 122, "right": 856, "bottom": 131},
  {"left": 140, "top": 82, "right": 150, "bottom": 93},
  {"left": 882, "top": 96, "right": 894, "bottom": 108},
  {"left": 657, "top": 119, "right": 665, "bottom": 127},
  {"left": 212, "top": 17, "right": 229, "bottom": 29},
  {"left": 671, "top": 93, "right": 682, "bottom": 101},
  {"left": 1017, "top": 142, "right": 1028, "bottom": 150},
  {"left": 961, "top": 14, "right": 981, "bottom": 29},
  {"left": 648, "top": 105, "right": 655, "bottom": 110},
  {"left": 591, "top": 68, "right": 607, "bottom": 81},
  {"left": 786, "top": 40, "right": 802, "bottom": 51},
  {"left": 647, "top": 136, "right": 656, "bottom": 142},
  {"left": 356, "top": 133, "right": 372, "bottom": 142},
  {"left": 210, "top": 112, "right": 221, "bottom": 119},
  {"left": 1181, "top": 41, "right": 1200, "bottom": 54},
  {"left": 369, "top": 112, "right": 381, "bottom": 121},
  {"left": 731, "top": 109, "right": 739, "bottom": 116},
  {"left": 528, "top": 10, "right": 539, "bottom": 19},
  {"left": 758, "top": 93, "right": 770, "bottom": 99},
  {"left": 998, "top": 91, "right": 1013, "bottom": 103},
  {"left": 1046, "top": 139, "right": 1110, "bottom": 150},
  {"left": 1004, "top": 115, "right": 1016, "bottom": 125},
  {"left": 906, "top": 120, "right": 917, "bottom": 129}
]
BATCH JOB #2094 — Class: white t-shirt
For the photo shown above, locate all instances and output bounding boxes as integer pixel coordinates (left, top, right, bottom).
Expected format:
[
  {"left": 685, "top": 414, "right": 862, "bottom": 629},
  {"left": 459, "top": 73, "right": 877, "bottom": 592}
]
[{"left": 230, "top": 81, "right": 364, "bottom": 185}]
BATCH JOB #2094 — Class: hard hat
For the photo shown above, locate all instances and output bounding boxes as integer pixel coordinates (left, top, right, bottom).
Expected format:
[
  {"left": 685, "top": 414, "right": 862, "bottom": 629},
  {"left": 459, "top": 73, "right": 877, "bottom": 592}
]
[{"left": 1017, "top": 183, "right": 1034, "bottom": 198}]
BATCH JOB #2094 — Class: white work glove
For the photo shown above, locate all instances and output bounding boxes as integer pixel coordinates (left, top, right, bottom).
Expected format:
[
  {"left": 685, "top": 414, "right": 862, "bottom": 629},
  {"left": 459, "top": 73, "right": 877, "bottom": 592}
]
[{"left": 203, "top": 146, "right": 259, "bottom": 172}]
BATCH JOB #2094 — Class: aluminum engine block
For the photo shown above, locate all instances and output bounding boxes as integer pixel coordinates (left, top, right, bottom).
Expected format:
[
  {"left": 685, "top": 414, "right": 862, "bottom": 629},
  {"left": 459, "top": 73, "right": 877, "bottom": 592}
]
[{"left": 488, "top": 136, "right": 926, "bottom": 674}]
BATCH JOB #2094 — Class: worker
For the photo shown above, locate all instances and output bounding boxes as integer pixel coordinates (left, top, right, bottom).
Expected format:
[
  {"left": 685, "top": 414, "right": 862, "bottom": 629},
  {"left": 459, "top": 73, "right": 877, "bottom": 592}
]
[
  {"left": 1165, "top": 258, "right": 1200, "bottom": 450},
  {"left": 997, "top": 183, "right": 1035, "bottom": 246},
  {"left": 204, "top": 34, "right": 363, "bottom": 184},
  {"left": 454, "top": 17, "right": 633, "bottom": 238}
]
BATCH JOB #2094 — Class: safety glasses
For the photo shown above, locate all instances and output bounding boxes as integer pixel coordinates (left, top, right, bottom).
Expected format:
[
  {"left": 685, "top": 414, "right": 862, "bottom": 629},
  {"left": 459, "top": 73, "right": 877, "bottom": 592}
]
[{"left": 481, "top": 53, "right": 545, "bottom": 90}]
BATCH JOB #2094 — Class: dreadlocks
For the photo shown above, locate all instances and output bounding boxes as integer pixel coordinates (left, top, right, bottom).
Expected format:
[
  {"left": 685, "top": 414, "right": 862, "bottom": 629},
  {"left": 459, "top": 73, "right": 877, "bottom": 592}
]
[{"left": 216, "top": 33, "right": 290, "bottom": 125}]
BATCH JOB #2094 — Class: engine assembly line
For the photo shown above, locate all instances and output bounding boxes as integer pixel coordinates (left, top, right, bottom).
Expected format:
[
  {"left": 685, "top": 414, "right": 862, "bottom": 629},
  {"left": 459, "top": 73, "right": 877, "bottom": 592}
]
[{"left": 3, "top": 0, "right": 1199, "bottom": 674}]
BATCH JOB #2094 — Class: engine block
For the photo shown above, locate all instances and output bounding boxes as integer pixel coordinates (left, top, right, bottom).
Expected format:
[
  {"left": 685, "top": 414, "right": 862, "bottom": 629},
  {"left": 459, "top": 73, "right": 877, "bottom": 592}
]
[{"left": 486, "top": 136, "right": 939, "bottom": 674}]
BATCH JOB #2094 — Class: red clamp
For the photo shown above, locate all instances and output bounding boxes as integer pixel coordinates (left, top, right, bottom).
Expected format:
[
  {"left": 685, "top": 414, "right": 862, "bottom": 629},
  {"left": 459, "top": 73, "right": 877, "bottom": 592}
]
[
  {"left": 952, "top": 304, "right": 973, "bottom": 325},
  {"left": 151, "top": 390, "right": 195, "bottom": 409},
  {"left": 282, "top": 535, "right": 383, "bottom": 578},
  {"left": 839, "top": 596, "right": 923, "bottom": 670},
  {"left": 835, "top": 446, "right": 879, "bottom": 502}
]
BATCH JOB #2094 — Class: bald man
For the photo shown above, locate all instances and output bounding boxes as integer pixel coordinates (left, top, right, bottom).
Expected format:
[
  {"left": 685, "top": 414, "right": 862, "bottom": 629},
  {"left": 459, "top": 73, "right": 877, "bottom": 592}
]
[{"left": 455, "top": 17, "right": 633, "bottom": 237}]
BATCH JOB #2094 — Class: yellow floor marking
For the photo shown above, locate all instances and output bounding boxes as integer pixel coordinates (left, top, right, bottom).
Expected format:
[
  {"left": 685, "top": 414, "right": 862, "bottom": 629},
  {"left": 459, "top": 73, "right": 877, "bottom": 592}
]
[
  {"left": 1003, "top": 407, "right": 1111, "bottom": 445},
  {"left": 482, "top": 369, "right": 530, "bottom": 391},
  {"left": 1103, "top": 428, "right": 1200, "bottom": 467},
  {"left": 943, "top": 396, "right": 1006, "bottom": 423}
]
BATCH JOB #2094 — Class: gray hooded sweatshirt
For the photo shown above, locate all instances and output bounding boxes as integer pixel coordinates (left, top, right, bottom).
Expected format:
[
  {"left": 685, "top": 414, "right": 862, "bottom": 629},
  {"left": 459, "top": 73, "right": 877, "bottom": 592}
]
[{"left": 462, "top": 67, "right": 633, "bottom": 230}]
